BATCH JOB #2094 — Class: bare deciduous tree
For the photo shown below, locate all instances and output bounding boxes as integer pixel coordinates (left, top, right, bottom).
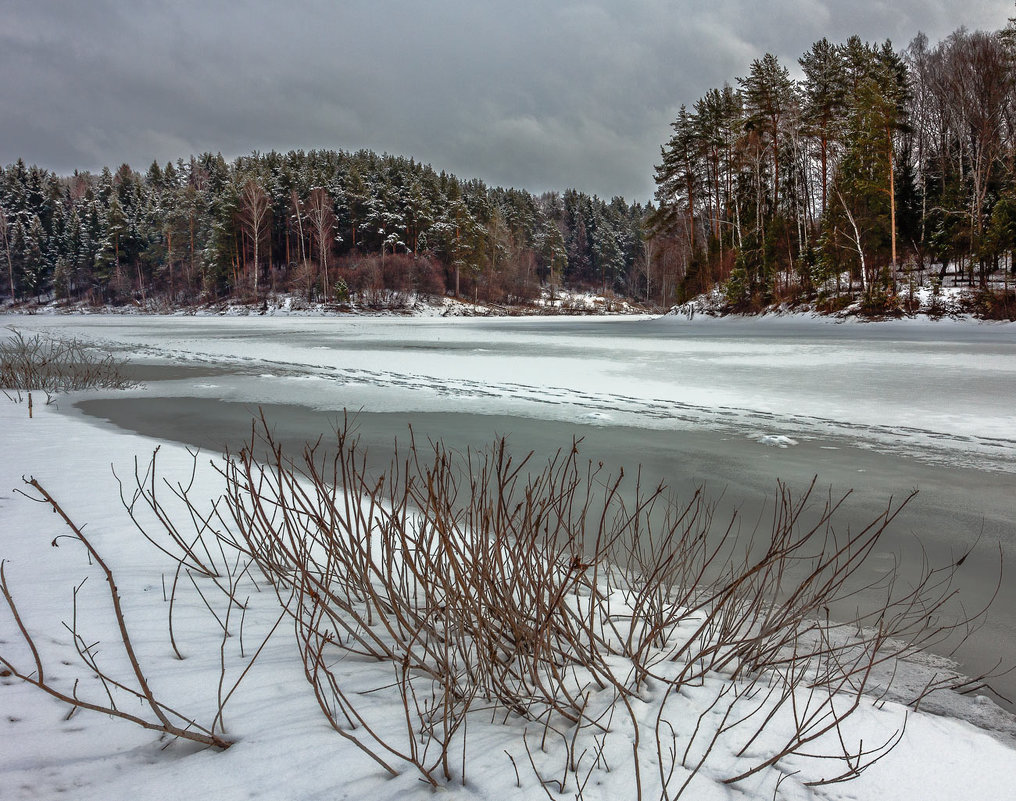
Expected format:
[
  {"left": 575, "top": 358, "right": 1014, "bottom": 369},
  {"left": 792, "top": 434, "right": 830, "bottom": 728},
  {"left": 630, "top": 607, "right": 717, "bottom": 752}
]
[
  {"left": 237, "top": 180, "right": 271, "bottom": 297},
  {"left": 305, "top": 187, "right": 337, "bottom": 298}
]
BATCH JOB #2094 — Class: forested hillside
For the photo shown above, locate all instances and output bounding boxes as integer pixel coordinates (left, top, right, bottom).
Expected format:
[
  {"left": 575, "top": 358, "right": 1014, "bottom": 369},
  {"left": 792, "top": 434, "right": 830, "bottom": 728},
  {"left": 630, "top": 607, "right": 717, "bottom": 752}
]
[
  {"left": 3, "top": 21, "right": 1016, "bottom": 316},
  {"left": 652, "top": 21, "right": 1016, "bottom": 316},
  {"left": 0, "top": 150, "right": 647, "bottom": 309}
]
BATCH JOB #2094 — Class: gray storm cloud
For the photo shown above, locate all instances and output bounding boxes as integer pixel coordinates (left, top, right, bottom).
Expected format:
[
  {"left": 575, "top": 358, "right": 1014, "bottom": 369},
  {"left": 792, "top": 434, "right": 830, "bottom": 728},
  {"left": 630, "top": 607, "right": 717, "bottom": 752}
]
[{"left": 1, "top": 0, "right": 1011, "bottom": 200}]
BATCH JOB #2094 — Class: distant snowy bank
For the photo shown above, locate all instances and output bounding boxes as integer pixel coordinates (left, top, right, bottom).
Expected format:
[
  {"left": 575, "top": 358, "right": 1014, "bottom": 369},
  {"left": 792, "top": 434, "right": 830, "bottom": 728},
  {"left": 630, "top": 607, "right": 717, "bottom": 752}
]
[
  {"left": 5, "top": 281, "right": 1016, "bottom": 325},
  {"left": 666, "top": 284, "right": 1016, "bottom": 326},
  {"left": 1, "top": 286, "right": 654, "bottom": 320}
]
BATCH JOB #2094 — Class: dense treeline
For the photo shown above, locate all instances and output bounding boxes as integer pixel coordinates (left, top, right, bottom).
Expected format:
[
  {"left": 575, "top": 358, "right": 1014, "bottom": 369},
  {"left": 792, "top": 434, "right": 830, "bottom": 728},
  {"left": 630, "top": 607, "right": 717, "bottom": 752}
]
[
  {"left": 651, "top": 20, "right": 1016, "bottom": 314},
  {"left": 0, "top": 149, "right": 648, "bottom": 308},
  {"left": 5, "top": 22, "right": 1016, "bottom": 316}
]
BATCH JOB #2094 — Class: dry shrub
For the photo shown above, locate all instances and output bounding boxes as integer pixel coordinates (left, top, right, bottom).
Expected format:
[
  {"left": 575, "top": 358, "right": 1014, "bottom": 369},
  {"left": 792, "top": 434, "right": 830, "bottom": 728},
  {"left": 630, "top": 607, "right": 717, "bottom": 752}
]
[
  {"left": 336, "top": 253, "right": 445, "bottom": 308},
  {"left": 475, "top": 255, "right": 541, "bottom": 307},
  {"left": 213, "top": 416, "right": 995, "bottom": 792},
  {"left": 968, "top": 289, "right": 1016, "bottom": 321},
  {"left": 0, "top": 477, "right": 236, "bottom": 750},
  {"left": 0, "top": 413, "right": 1000, "bottom": 795},
  {"left": 0, "top": 326, "right": 136, "bottom": 404},
  {"left": 408, "top": 254, "right": 446, "bottom": 299}
]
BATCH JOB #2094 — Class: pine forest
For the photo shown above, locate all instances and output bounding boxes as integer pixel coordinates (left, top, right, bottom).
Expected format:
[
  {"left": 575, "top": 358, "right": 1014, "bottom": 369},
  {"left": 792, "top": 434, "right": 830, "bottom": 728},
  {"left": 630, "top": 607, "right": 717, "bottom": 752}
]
[{"left": 2, "top": 22, "right": 1016, "bottom": 317}]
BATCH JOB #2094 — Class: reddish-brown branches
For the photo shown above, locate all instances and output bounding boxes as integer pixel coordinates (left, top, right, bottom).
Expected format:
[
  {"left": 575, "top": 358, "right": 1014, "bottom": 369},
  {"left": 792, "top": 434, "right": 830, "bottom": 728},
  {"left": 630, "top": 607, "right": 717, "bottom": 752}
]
[
  {"left": 210, "top": 415, "right": 998, "bottom": 791},
  {"left": 1, "top": 414, "right": 1001, "bottom": 795},
  {"left": 0, "top": 478, "right": 233, "bottom": 750}
]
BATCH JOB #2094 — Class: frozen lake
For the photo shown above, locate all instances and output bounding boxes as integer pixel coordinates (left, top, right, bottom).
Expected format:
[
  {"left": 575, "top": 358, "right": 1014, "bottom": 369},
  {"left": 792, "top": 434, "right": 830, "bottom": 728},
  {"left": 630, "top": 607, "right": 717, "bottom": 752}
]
[
  {"left": 10, "top": 312, "right": 1016, "bottom": 709},
  {"left": 15, "top": 312, "right": 1016, "bottom": 472}
]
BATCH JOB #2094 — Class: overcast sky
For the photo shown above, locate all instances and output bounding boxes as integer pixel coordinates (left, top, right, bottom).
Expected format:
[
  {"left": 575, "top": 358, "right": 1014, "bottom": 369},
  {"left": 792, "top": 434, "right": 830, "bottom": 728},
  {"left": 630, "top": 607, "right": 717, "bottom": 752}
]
[{"left": 1, "top": 1, "right": 1012, "bottom": 201}]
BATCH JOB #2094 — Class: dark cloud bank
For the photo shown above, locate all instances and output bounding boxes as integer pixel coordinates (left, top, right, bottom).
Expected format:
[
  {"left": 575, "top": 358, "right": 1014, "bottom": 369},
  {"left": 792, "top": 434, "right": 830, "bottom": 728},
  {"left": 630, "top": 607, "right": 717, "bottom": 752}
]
[{"left": 1, "top": 0, "right": 1011, "bottom": 201}]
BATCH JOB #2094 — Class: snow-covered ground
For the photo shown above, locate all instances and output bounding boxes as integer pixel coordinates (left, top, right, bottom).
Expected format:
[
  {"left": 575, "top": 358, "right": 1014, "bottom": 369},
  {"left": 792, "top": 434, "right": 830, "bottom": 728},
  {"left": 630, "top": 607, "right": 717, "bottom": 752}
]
[
  {"left": 2, "top": 313, "right": 1016, "bottom": 799},
  {"left": 2, "top": 400, "right": 1016, "bottom": 801}
]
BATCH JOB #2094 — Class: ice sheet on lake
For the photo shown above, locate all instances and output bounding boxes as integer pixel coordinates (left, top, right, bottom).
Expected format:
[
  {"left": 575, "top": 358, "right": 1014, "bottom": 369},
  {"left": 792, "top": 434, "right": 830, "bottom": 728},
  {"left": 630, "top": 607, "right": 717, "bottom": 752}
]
[{"left": 7, "top": 313, "right": 1016, "bottom": 473}]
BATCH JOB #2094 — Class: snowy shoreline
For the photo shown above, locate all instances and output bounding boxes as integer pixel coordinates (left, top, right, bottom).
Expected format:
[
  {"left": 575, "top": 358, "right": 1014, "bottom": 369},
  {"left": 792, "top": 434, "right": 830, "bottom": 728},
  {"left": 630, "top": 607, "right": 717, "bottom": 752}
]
[
  {"left": 4, "top": 282, "right": 1016, "bottom": 326},
  {"left": 2, "top": 397, "right": 1016, "bottom": 801}
]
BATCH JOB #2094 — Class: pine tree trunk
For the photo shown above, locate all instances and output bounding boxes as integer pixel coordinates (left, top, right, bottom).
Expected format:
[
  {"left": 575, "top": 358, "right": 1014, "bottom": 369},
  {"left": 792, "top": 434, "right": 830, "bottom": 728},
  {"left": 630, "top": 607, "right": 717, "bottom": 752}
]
[
  {"left": 888, "top": 127, "right": 897, "bottom": 272},
  {"left": 167, "top": 231, "right": 174, "bottom": 299}
]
